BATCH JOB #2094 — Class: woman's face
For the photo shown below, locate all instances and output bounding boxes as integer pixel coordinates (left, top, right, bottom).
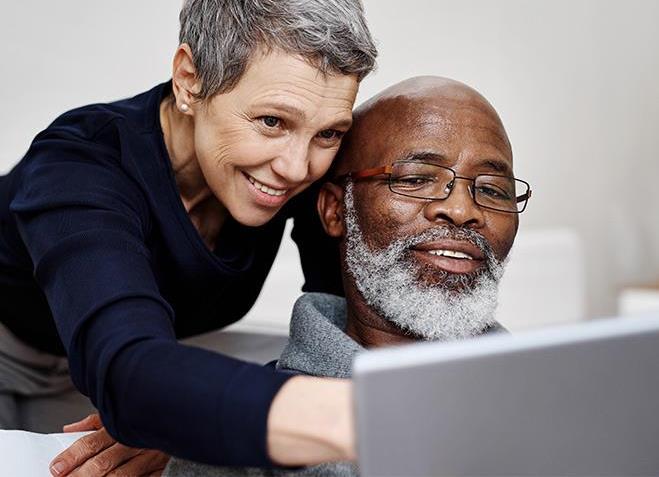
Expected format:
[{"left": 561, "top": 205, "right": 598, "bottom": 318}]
[{"left": 191, "top": 50, "right": 359, "bottom": 227}]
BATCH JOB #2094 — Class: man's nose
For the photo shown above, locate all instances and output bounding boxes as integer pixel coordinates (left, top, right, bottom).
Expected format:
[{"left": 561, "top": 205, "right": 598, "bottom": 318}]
[
  {"left": 270, "top": 138, "right": 310, "bottom": 184},
  {"left": 423, "top": 179, "right": 485, "bottom": 227}
]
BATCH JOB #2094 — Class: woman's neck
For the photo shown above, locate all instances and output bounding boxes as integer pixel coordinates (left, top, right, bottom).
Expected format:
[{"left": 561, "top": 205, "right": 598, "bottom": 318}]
[
  {"left": 159, "top": 94, "right": 227, "bottom": 249},
  {"left": 159, "top": 95, "right": 209, "bottom": 210}
]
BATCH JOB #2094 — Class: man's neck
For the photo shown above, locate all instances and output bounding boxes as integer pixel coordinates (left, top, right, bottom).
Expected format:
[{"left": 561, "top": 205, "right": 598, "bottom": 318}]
[{"left": 344, "top": 287, "right": 417, "bottom": 348}]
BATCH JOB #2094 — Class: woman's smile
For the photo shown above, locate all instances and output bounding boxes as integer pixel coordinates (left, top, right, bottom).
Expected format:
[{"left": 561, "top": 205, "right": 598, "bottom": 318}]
[{"left": 244, "top": 172, "right": 290, "bottom": 207}]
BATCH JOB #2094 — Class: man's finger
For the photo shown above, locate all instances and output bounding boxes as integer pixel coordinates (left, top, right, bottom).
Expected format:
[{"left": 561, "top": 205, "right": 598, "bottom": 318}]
[
  {"left": 107, "top": 450, "right": 170, "bottom": 477},
  {"left": 50, "top": 427, "right": 115, "bottom": 476},
  {"left": 62, "top": 413, "right": 103, "bottom": 433},
  {"left": 67, "top": 444, "right": 142, "bottom": 477}
]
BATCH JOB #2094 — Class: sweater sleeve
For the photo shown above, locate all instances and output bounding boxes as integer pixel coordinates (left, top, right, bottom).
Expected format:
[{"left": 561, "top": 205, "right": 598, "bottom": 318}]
[{"left": 10, "top": 129, "right": 291, "bottom": 466}]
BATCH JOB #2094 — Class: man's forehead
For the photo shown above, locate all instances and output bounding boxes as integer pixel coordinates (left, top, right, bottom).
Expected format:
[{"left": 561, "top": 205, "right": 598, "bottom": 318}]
[
  {"left": 347, "top": 95, "right": 512, "bottom": 173},
  {"left": 333, "top": 77, "right": 514, "bottom": 177}
]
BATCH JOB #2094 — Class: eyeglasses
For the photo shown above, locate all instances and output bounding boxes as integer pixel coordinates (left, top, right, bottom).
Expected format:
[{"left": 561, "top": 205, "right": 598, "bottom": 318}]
[{"left": 338, "top": 160, "right": 532, "bottom": 214}]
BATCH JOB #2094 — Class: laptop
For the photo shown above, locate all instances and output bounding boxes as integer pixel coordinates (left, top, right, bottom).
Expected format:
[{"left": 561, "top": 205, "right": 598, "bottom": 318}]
[{"left": 354, "top": 314, "right": 659, "bottom": 476}]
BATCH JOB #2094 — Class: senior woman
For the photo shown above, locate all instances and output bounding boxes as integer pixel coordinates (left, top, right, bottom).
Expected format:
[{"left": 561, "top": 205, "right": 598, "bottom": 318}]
[{"left": 0, "top": 0, "right": 377, "bottom": 474}]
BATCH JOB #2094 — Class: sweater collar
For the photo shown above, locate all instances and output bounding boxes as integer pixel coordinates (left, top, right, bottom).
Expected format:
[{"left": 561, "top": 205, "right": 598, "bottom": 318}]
[
  {"left": 276, "top": 293, "right": 507, "bottom": 379},
  {"left": 277, "top": 293, "right": 363, "bottom": 379}
]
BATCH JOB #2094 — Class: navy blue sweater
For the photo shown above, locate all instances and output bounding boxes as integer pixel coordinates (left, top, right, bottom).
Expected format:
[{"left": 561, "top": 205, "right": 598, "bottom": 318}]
[{"left": 0, "top": 82, "right": 342, "bottom": 466}]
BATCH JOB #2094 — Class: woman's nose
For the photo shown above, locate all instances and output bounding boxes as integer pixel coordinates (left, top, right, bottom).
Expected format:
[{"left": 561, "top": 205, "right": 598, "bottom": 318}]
[{"left": 270, "top": 139, "right": 310, "bottom": 184}]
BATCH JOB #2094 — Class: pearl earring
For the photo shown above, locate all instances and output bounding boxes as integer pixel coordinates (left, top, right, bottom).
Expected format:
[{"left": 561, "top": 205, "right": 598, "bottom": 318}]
[{"left": 179, "top": 103, "right": 189, "bottom": 113}]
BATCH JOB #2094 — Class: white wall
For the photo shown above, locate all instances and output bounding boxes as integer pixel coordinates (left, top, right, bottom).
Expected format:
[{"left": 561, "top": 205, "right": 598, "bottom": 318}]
[
  {"left": 358, "top": 0, "right": 659, "bottom": 319},
  {"left": 1, "top": 1, "right": 658, "bottom": 331}
]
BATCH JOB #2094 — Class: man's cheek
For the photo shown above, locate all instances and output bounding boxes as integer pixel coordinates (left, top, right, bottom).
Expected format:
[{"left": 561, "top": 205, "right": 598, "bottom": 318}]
[
  {"left": 361, "top": 217, "right": 399, "bottom": 251},
  {"left": 486, "top": 222, "right": 517, "bottom": 261}
]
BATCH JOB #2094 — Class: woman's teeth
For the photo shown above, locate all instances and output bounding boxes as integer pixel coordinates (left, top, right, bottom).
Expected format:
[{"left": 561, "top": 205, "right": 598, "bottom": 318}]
[
  {"left": 427, "top": 249, "right": 474, "bottom": 260},
  {"left": 248, "top": 175, "right": 287, "bottom": 196}
]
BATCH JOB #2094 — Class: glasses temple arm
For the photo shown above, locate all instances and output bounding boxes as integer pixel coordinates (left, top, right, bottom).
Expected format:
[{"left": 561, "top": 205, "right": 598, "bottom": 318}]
[{"left": 516, "top": 189, "right": 532, "bottom": 203}]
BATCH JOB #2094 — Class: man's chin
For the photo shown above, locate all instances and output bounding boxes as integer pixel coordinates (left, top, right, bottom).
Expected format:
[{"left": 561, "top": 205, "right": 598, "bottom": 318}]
[{"left": 415, "top": 264, "right": 483, "bottom": 293}]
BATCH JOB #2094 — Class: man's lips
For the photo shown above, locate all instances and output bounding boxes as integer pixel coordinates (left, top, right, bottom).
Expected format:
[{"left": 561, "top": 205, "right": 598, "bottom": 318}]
[{"left": 411, "top": 239, "right": 486, "bottom": 275}]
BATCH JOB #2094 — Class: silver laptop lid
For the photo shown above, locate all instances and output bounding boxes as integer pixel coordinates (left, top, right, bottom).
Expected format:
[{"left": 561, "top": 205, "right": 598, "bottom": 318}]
[{"left": 354, "top": 315, "right": 659, "bottom": 476}]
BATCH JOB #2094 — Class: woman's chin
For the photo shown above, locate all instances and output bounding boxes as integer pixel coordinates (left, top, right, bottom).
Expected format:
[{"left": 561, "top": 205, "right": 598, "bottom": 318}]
[{"left": 230, "top": 205, "right": 283, "bottom": 228}]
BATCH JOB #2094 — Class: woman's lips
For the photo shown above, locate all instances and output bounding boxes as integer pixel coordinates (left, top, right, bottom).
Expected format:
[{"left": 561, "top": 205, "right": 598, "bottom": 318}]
[
  {"left": 245, "top": 173, "right": 289, "bottom": 196},
  {"left": 243, "top": 172, "right": 290, "bottom": 207}
]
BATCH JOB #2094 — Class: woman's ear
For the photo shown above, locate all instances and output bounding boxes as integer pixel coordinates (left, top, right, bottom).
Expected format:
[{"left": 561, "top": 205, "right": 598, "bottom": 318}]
[
  {"left": 317, "top": 182, "right": 345, "bottom": 238},
  {"left": 171, "top": 44, "right": 201, "bottom": 114}
]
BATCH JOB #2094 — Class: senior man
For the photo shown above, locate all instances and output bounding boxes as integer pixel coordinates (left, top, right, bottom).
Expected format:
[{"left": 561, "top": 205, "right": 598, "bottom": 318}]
[{"left": 55, "top": 76, "right": 531, "bottom": 476}]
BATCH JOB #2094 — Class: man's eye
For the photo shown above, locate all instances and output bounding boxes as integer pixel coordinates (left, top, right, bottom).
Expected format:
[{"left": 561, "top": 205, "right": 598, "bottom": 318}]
[
  {"left": 476, "top": 185, "right": 510, "bottom": 199},
  {"left": 317, "top": 129, "right": 343, "bottom": 140},
  {"left": 259, "top": 116, "right": 281, "bottom": 128},
  {"left": 391, "top": 175, "right": 435, "bottom": 188}
]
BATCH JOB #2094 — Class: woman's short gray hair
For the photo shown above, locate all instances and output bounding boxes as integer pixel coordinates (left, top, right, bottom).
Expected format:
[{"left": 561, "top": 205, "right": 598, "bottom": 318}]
[{"left": 179, "top": 0, "right": 378, "bottom": 99}]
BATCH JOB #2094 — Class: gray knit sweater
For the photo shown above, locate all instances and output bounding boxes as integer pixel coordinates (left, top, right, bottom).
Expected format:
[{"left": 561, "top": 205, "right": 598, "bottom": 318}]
[{"left": 163, "top": 293, "right": 505, "bottom": 477}]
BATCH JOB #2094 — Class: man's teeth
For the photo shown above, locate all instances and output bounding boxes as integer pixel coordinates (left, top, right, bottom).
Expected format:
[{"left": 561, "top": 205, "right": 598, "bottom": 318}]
[
  {"left": 248, "top": 175, "right": 287, "bottom": 196},
  {"left": 427, "top": 249, "right": 474, "bottom": 260}
]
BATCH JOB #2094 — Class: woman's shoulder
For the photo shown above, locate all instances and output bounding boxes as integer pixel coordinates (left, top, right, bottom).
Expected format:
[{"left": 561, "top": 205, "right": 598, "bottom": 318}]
[
  {"left": 40, "top": 81, "right": 170, "bottom": 151},
  {"left": 9, "top": 82, "right": 172, "bottom": 212}
]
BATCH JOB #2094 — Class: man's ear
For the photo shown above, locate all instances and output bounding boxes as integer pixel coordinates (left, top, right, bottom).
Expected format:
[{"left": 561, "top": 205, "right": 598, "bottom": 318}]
[
  {"left": 317, "top": 182, "right": 345, "bottom": 238},
  {"left": 171, "top": 44, "right": 201, "bottom": 114}
]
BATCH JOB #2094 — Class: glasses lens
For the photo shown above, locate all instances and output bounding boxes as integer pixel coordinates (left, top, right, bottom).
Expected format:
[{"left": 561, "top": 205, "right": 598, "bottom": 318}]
[
  {"left": 389, "top": 162, "right": 454, "bottom": 198},
  {"left": 474, "top": 175, "right": 529, "bottom": 212}
]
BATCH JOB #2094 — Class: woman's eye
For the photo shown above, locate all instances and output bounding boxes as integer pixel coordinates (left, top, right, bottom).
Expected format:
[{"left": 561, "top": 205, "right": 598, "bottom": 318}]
[
  {"left": 260, "top": 116, "right": 281, "bottom": 128},
  {"left": 317, "top": 129, "right": 343, "bottom": 140}
]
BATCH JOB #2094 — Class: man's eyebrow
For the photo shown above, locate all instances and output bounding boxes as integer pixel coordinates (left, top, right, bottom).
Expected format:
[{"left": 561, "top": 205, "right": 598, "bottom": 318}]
[
  {"left": 402, "top": 152, "right": 447, "bottom": 163},
  {"left": 402, "top": 152, "right": 513, "bottom": 175},
  {"left": 482, "top": 159, "right": 513, "bottom": 175}
]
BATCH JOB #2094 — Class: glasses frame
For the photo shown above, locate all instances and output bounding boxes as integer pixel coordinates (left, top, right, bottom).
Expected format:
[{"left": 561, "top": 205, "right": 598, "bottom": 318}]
[{"left": 337, "top": 160, "right": 532, "bottom": 214}]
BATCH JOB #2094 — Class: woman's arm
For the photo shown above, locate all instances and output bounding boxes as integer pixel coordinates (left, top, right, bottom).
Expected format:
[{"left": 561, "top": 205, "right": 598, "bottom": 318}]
[
  {"left": 12, "top": 130, "right": 291, "bottom": 467},
  {"left": 268, "top": 376, "right": 355, "bottom": 465},
  {"left": 50, "top": 376, "right": 355, "bottom": 476},
  {"left": 275, "top": 179, "right": 355, "bottom": 465}
]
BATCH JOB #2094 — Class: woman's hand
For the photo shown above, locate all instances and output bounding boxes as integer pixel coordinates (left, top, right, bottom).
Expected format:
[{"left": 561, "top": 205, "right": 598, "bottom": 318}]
[
  {"left": 267, "top": 376, "right": 356, "bottom": 466},
  {"left": 49, "top": 414, "right": 170, "bottom": 476}
]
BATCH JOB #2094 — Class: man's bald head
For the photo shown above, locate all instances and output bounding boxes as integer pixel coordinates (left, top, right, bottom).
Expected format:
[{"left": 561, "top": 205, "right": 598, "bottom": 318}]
[
  {"left": 333, "top": 76, "right": 512, "bottom": 178},
  {"left": 318, "top": 76, "right": 522, "bottom": 344}
]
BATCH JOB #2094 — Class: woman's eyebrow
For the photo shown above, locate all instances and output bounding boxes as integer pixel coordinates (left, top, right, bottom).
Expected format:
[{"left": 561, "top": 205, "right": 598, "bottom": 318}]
[
  {"left": 253, "top": 101, "right": 352, "bottom": 129},
  {"left": 255, "top": 101, "right": 307, "bottom": 121}
]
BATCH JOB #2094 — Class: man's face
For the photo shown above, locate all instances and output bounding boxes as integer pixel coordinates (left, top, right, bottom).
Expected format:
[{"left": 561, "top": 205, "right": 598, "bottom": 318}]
[
  {"left": 350, "top": 95, "right": 517, "bottom": 283},
  {"left": 337, "top": 86, "right": 519, "bottom": 340}
]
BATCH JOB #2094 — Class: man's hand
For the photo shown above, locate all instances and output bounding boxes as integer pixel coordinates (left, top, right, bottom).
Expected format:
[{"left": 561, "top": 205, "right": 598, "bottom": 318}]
[{"left": 49, "top": 414, "right": 170, "bottom": 477}]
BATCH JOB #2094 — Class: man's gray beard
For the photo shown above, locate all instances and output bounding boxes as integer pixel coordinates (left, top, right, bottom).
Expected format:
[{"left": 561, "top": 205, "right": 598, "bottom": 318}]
[{"left": 343, "top": 180, "right": 506, "bottom": 341}]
